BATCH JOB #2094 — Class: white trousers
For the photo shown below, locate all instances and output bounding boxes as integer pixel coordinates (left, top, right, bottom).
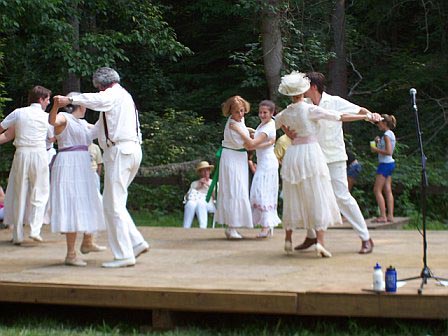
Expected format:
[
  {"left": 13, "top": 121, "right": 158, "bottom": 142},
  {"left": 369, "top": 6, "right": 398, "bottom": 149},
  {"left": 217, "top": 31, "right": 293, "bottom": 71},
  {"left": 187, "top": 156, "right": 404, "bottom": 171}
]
[
  {"left": 183, "top": 199, "right": 215, "bottom": 229},
  {"left": 306, "top": 160, "right": 369, "bottom": 241},
  {"left": 102, "top": 142, "right": 145, "bottom": 260},
  {"left": 4, "top": 148, "right": 49, "bottom": 241}
]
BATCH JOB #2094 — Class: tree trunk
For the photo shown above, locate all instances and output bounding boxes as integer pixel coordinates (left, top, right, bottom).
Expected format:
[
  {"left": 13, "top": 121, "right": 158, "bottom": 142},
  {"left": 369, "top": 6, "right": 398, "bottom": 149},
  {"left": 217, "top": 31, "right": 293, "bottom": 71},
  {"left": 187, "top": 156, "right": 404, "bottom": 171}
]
[
  {"left": 261, "top": 0, "right": 283, "bottom": 103},
  {"left": 62, "top": 2, "right": 80, "bottom": 95},
  {"left": 327, "top": 0, "right": 347, "bottom": 98}
]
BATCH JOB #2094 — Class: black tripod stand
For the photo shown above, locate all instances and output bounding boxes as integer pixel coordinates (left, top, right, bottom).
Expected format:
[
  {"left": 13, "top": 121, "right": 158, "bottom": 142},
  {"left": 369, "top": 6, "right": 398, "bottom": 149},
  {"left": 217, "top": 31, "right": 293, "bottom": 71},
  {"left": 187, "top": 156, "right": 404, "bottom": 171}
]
[{"left": 399, "top": 88, "right": 448, "bottom": 294}]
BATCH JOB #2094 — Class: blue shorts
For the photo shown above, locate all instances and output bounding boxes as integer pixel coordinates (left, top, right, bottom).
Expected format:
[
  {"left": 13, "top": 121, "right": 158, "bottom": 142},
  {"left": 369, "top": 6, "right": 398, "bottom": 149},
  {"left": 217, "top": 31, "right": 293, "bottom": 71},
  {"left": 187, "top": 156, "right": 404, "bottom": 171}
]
[
  {"left": 376, "top": 162, "right": 395, "bottom": 177},
  {"left": 347, "top": 162, "right": 362, "bottom": 179}
]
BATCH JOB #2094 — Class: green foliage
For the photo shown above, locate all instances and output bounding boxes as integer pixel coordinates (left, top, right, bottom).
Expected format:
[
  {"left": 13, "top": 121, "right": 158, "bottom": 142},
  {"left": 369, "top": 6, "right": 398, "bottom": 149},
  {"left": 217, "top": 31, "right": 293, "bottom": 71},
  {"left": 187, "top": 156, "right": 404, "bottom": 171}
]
[
  {"left": 0, "top": 0, "right": 190, "bottom": 109},
  {"left": 0, "top": 0, "right": 447, "bottom": 221},
  {"left": 0, "top": 41, "right": 11, "bottom": 118},
  {"left": 140, "top": 108, "right": 222, "bottom": 166},
  {"left": 229, "top": 42, "right": 265, "bottom": 89},
  {"left": 128, "top": 183, "right": 184, "bottom": 214},
  {"left": 227, "top": 0, "right": 336, "bottom": 92}
]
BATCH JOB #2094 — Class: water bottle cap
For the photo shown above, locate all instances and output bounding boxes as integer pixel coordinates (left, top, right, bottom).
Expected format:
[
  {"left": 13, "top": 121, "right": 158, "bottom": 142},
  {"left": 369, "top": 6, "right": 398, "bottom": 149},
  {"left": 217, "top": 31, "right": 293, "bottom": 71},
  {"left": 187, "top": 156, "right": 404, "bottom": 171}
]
[
  {"left": 374, "top": 263, "right": 381, "bottom": 269},
  {"left": 387, "top": 265, "right": 395, "bottom": 270}
]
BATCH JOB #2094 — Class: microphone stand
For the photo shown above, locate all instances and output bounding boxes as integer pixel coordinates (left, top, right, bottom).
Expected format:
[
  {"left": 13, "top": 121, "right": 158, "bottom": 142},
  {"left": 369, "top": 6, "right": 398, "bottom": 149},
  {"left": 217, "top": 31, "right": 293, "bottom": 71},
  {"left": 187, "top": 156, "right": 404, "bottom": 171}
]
[{"left": 399, "top": 89, "right": 448, "bottom": 294}]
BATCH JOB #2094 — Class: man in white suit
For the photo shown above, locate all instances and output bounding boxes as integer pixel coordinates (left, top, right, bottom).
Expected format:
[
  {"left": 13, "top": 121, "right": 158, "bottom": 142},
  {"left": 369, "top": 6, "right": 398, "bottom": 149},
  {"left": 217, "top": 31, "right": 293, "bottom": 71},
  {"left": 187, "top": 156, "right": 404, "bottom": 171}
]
[
  {"left": 0, "top": 86, "right": 52, "bottom": 244},
  {"left": 294, "top": 72, "right": 381, "bottom": 254},
  {"left": 57, "top": 67, "right": 149, "bottom": 268}
]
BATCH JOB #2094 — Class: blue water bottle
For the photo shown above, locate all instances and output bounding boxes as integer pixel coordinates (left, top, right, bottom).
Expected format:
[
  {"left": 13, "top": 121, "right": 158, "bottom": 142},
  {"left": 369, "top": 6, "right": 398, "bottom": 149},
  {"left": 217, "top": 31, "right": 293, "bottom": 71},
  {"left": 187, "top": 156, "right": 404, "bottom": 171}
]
[{"left": 385, "top": 266, "right": 397, "bottom": 293}]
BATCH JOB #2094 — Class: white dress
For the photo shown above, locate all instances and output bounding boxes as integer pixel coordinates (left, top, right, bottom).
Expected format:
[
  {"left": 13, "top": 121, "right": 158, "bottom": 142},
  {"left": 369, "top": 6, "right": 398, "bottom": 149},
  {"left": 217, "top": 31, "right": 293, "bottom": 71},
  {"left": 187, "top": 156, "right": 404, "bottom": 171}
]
[
  {"left": 215, "top": 117, "right": 253, "bottom": 228},
  {"left": 275, "top": 102, "right": 342, "bottom": 231},
  {"left": 50, "top": 113, "right": 105, "bottom": 233},
  {"left": 250, "top": 120, "right": 281, "bottom": 228}
]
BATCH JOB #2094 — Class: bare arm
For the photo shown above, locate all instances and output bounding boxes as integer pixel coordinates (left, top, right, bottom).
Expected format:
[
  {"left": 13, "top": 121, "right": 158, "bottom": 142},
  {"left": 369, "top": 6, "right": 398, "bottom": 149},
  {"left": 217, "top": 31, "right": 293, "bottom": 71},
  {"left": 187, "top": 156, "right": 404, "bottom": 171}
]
[
  {"left": 310, "top": 106, "right": 379, "bottom": 123},
  {"left": 0, "top": 186, "right": 4, "bottom": 203},
  {"left": 371, "top": 135, "right": 393, "bottom": 155},
  {"left": 359, "top": 107, "right": 382, "bottom": 123},
  {"left": 0, "top": 126, "right": 15, "bottom": 145},
  {"left": 339, "top": 113, "right": 371, "bottom": 122},
  {"left": 248, "top": 159, "right": 257, "bottom": 174},
  {"left": 49, "top": 97, "right": 67, "bottom": 135},
  {"left": 229, "top": 123, "right": 269, "bottom": 150},
  {"left": 97, "top": 163, "right": 102, "bottom": 176}
]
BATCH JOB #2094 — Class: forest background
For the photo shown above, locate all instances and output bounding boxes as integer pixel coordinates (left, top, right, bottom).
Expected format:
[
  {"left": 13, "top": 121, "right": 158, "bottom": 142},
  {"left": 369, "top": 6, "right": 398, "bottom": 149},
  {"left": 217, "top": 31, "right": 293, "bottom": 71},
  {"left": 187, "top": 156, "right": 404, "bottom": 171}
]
[{"left": 0, "top": 0, "right": 447, "bottom": 224}]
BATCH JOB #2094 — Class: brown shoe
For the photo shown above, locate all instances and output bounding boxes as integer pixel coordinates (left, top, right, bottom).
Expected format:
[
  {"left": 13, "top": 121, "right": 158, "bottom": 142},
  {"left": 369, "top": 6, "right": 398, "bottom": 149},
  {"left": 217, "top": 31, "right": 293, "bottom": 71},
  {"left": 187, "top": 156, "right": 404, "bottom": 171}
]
[
  {"left": 294, "top": 237, "right": 317, "bottom": 251},
  {"left": 359, "top": 238, "right": 374, "bottom": 254}
]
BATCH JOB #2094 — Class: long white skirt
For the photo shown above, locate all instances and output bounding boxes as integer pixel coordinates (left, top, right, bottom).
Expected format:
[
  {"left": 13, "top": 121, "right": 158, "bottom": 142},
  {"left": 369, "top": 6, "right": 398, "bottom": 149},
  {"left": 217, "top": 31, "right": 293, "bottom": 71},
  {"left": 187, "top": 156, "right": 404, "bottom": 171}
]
[
  {"left": 215, "top": 148, "right": 252, "bottom": 228},
  {"left": 281, "top": 142, "right": 341, "bottom": 231},
  {"left": 250, "top": 154, "right": 281, "bottom": 228},
  {"left": 50, "top": 151, "right": 105, "bottom": 233}
]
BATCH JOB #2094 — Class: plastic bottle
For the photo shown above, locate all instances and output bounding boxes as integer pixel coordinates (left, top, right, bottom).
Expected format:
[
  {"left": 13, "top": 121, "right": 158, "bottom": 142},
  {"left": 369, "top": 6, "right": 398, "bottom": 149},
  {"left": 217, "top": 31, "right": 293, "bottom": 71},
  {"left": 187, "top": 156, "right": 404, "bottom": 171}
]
[
  {"left": 373, "top": 263, "right": 383, "bottom": 291},
  {"left": 385, "top": 266, "right": 397, "bottom": 293}
]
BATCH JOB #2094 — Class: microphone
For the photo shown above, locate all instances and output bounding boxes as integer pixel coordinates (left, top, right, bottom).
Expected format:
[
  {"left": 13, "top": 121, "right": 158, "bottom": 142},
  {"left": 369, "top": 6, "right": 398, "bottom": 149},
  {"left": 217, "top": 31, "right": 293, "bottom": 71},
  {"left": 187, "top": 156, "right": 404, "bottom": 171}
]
[{"left": 410, "top": 88, "right": 417, "bottom": 109}]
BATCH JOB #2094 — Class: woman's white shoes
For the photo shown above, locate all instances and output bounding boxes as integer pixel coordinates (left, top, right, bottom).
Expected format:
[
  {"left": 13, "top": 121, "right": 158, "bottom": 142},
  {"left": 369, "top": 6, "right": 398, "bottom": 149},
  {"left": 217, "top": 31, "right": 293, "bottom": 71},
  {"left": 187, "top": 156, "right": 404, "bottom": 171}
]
[
  {"left": 225, "top": 228, "right": 242, "bottom": 240},
  {"left": 315, "top": 243, "right": 332, "bottom": 258},
  {"left": 65, "top": 257, "right": 87, "bottom": 267},
  {"left": 257, "top": 228, "right": 273, "bottom": 238},
  {"left": 80, "top": 243, "right": 107, "bottom": 254}
]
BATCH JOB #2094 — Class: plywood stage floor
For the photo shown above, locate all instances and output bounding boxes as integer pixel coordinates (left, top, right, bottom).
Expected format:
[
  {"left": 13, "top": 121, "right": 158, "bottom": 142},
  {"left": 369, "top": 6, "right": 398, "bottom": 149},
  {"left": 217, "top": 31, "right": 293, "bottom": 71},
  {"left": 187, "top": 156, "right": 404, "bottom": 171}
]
[{"left": 0, "top": 225, "right": 447, "bottom": 320}]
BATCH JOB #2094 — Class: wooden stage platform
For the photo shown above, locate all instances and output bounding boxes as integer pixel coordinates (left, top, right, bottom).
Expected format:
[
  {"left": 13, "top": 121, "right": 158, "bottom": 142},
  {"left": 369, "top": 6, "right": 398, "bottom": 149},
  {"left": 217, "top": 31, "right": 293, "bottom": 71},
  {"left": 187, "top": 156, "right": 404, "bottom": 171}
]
[{"left": 0, "top": 225, "right": 447, "bottom": 324}]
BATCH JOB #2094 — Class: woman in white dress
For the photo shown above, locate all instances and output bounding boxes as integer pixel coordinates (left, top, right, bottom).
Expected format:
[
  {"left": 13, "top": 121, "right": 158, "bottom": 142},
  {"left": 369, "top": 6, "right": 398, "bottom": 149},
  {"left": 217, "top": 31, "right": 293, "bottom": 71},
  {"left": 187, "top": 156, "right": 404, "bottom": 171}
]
[
  {"left": 213, "top": 96, "right": 253, "bottom": 239},
  {"left": 230, "top": 100, "right": 281, "bottom": 237},
  {"left": 275, "top": 72, "right": 369, "bottom": 257},
  {"left": 49, "top": 94, "right": 106, "bottom": 266}
]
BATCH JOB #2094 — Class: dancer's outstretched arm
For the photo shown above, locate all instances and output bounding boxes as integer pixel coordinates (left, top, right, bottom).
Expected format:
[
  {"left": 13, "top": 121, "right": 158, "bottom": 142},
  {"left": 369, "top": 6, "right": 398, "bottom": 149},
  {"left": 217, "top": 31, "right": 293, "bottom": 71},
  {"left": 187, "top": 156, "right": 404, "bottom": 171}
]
[{"left": 0, "top": 126, "right": 15, "bottom": 145}]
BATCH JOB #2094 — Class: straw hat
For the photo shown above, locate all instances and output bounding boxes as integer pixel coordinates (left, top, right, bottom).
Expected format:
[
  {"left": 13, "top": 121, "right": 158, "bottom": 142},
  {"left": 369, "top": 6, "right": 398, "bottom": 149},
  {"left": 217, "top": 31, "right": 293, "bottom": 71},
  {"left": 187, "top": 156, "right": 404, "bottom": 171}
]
[
  {"left": 278, "top": 71, "right": 311, "bottom": 96},
  {"left": 196, "top": 161, "right": 214, "bottom": 172}
]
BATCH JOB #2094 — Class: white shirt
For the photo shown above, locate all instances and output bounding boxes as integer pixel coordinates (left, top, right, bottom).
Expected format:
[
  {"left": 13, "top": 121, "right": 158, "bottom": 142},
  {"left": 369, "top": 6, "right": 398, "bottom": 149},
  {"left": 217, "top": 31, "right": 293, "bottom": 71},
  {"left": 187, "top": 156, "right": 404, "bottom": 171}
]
[
  {"left": 221, "top": 117, "right": 249, "bottom": 149},
  {"left": 0, "top": 103, "right": 52, "bottom": 149},
  {"left": 378, "top": 130, "right": 396, "bottom": 163},
  {"left": 316, "top": 92, "right": 361, "bottom": 163},
  {"left": 71, "top": 84, "right": 141, "bottom": 150}
]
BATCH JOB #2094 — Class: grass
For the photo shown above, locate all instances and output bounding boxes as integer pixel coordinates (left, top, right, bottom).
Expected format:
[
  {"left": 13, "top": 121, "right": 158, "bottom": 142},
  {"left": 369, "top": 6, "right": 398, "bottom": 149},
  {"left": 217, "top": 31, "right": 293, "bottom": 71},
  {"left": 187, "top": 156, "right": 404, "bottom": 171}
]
[
  {"left": 403, "top": 212, "right": 448, "bottom": 230},
  {"left": 131, "top": 210, "right": 217, "bottom": 229},
  {"left": 130, "top": 210, "right": 184, "bottom": 227},
  {"left": 130, "top": 210, "right": 448, "bottom": 232},
  {"left": 0, "top": 304, "right": 447, "bottom": 336}
]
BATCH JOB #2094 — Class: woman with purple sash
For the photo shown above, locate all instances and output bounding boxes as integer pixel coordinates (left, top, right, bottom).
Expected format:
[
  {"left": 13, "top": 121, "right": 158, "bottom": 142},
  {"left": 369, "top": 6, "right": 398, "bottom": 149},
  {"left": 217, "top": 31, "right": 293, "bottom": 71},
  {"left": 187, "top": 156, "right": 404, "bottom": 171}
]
[{"left": 49, "top": 93, "right": 106, "bottom": 266}]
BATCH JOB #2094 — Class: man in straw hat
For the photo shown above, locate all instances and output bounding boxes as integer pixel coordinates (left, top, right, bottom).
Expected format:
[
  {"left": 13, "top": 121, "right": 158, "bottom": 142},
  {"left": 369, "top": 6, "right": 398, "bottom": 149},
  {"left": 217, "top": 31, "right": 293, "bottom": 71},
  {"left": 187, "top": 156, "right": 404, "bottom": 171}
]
[
  {"left": 289, "top": 71, "right": 381, "bottom": 254},
  {"left": 56, "top": 67, "right": 149, "bottom": 268},
  {"left": 183, "top": 161, "right": 216, "bottom": 229}
]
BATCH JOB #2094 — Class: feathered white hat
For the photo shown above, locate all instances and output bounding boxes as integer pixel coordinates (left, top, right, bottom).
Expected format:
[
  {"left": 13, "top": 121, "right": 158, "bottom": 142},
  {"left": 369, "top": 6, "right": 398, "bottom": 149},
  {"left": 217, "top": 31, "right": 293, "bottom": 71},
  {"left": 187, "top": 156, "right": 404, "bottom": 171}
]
[{"left": 278, "top": 71, "right": 310, "bottom": 96}]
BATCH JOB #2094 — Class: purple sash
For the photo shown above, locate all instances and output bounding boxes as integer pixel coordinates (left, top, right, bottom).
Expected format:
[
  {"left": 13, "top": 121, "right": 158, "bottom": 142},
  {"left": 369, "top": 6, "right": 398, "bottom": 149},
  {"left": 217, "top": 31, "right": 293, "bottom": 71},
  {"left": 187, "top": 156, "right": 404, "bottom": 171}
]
[{"left": 58, "top": 145, "right": 89, "bottom": 152}]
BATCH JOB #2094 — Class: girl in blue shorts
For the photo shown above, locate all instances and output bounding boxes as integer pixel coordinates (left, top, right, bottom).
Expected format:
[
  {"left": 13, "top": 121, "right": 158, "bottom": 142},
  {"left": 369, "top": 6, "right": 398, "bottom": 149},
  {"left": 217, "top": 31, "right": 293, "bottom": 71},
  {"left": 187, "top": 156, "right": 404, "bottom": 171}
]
[{"left": 371, "top": 114, "right": 397, "bottom": 223}]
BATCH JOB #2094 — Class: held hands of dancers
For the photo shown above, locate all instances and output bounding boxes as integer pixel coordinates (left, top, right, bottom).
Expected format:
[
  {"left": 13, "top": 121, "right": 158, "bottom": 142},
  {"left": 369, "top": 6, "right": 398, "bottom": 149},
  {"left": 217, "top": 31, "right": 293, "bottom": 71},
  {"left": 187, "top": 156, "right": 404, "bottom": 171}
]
[
  {"left": 53, "top": 95, "right": 71, "bottom": 107},
  {"left": 364, "top": 112, "right": 383, "bottom": 123}
]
